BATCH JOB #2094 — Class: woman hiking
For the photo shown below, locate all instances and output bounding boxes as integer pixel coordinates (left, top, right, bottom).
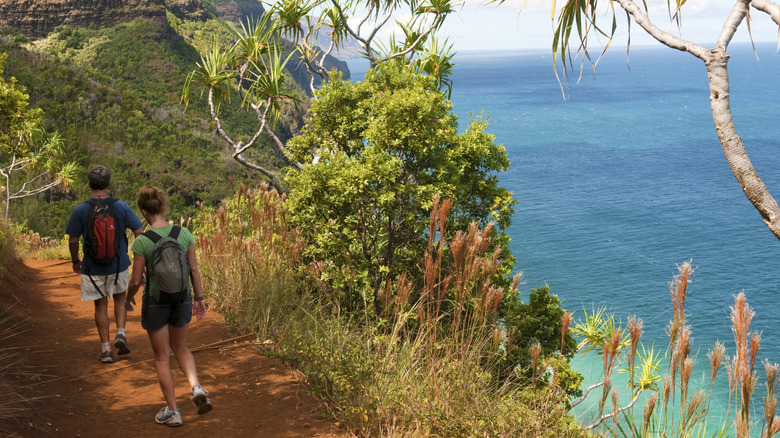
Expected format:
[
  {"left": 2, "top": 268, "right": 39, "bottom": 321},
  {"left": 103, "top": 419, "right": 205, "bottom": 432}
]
[{"left": 126, "top": 185, "right": 212, "bottom": 426}]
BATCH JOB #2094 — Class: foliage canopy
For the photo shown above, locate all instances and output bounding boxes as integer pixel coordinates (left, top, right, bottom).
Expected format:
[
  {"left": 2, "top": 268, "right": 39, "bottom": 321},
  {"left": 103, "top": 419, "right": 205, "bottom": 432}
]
[{"left": 284, "top": 61, "right": 516, "bottom": 314}]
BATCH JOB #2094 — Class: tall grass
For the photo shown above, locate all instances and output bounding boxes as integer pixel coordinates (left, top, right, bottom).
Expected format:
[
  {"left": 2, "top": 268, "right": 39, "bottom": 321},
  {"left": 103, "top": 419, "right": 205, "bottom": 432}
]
[
  {"left": 0, "top": 220, "right": 36, "bottom": 435},
  {"left": 196, "top": 187, "right": 588, "bottom": 437},
  {"left": 196, "top": 183, "right": 304, "bottom": 336},
  {"left": 573, "top": 260, "right": 780, "bottom": 437}
]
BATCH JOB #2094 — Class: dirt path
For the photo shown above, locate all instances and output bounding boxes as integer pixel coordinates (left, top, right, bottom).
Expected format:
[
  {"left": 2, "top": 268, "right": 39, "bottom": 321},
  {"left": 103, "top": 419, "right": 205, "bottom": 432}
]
[{"left": 1, "top": 259, "right": 351, "bottom": 437}]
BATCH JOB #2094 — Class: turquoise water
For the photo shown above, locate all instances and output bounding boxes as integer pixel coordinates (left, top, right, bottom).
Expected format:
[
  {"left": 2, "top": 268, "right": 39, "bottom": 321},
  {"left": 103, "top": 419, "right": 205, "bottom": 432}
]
[{"left": 346, "top": 43, "right": 780, "bottom": 428}]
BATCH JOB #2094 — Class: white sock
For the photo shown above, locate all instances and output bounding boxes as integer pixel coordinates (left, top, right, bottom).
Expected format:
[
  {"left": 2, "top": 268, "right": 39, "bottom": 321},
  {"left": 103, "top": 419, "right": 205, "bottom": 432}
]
[
  {"left": 102, "top": 342, "right": 112, "bottom": 352},
  {"left": 117, "top": 328, "right": 126, "bottom": 337}
]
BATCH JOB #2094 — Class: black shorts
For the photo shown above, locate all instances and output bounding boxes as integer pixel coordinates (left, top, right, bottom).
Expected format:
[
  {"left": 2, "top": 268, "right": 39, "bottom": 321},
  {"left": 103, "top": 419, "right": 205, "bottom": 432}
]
[{"left": 141, "top": 295, "right": 193, "bottom": 332}]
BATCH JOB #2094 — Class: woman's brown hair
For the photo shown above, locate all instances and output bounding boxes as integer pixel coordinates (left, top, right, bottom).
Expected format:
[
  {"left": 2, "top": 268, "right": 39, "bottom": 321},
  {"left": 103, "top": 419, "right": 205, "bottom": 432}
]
[{"left": 137, "top": 185, "right": 170, "bottom": 216}]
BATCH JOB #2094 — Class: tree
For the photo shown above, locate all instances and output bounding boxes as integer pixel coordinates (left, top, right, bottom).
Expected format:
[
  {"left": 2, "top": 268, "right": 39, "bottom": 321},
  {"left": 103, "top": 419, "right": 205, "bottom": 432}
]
[
  {"left": 499, "top": 285, "right": 582, "bottom": 398},
  {"left": 0, "top": 53, "right": 76, "bottom": 220},
  {"left": 182, "top": 0, "right": 456, "bottom": 188},
  {"left": 543, "top": 0, "right": 780, "bottom": 240},
  {"left": 284, "top": 62, "right": 516, "bottom": 315}
]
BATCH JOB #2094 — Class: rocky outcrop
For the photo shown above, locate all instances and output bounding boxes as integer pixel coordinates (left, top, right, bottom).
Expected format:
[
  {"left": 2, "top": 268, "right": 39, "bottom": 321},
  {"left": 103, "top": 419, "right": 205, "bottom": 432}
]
[
  {"left": 0, "top": 0, "right": 169, "bottom": 40},
  {"left": 213, "top": 0, "right": 265, "bottom": 29},
  {"left": 165, "top": 0, "right": 213, "bottom": 22}
]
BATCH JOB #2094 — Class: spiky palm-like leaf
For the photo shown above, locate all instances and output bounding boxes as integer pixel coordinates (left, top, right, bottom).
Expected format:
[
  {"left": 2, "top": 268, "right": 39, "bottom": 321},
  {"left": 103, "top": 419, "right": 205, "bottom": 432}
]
[
  {"left": 182, "top": 43, "right": 237, "bottom": 113},
  {"left": 244, "top": 48, "right": 300, "bottom": 128}
]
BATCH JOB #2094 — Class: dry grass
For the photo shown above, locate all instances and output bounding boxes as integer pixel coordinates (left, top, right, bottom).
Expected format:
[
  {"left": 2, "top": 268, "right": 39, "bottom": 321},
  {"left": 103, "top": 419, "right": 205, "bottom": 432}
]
[
  {"left": 0, "top": 221, "right": 36, "bottom": 435},
  {"left": 195, "top": 188, "right": 587, "bottom": 437}
]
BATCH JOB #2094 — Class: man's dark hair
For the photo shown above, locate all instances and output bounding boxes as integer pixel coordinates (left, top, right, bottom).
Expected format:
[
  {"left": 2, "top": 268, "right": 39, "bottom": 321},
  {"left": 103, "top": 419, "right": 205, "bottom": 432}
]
[{"left": 87, "top": 166, "right": 111, "bottom": 190}]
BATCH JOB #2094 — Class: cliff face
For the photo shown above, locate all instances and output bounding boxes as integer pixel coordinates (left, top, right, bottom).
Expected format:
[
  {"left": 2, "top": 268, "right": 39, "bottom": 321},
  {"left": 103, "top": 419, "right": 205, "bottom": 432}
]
[
  {"left": 212, "top": 0, "right": 265, "bottom": 28},
  {"left": 0, "top": 0, "right": 169, "bottom": 40}
]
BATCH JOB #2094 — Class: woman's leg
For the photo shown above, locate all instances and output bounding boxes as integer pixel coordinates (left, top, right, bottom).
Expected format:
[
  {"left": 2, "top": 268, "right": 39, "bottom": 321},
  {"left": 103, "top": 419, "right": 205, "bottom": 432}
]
[
  {"left": 168, "top": 324, "right": 200, "bottom": 388},
  {"left": 148, "top": 325, "right": 178, "bottom": 410}
]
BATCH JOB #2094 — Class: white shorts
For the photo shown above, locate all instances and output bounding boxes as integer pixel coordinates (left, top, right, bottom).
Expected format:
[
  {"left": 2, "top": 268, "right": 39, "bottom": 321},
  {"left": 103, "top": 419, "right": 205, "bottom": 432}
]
[{"left": 81, "top": 270, "right": 130, "bottom": 301}]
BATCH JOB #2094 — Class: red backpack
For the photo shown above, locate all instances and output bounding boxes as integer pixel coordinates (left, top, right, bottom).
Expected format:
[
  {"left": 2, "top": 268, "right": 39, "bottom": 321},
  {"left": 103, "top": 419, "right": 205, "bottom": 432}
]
[{"left": 84, "top": 198, "right": 120, "bottom": 264}]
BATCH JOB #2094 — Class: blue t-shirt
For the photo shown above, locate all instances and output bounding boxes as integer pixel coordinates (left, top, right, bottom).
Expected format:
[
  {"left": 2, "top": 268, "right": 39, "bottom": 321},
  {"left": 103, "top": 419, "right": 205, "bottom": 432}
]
[{"left": 65, "top": 198, "right": 143, "bottom": 275}]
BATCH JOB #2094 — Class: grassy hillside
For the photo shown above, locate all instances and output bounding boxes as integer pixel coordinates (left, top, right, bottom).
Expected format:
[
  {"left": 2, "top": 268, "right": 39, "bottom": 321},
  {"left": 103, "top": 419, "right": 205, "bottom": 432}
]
[{"left": 0, "top": 10, "right": 305, "bottom": 236}]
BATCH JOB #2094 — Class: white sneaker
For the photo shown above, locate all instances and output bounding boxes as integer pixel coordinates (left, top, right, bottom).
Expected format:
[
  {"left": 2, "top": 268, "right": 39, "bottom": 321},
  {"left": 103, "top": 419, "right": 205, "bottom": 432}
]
[
  {"left": 155, "top": 406, "right": 182, "bottom": 427},
  {"left": 192, "top": 385, "right": 213, "bottom": 415}
]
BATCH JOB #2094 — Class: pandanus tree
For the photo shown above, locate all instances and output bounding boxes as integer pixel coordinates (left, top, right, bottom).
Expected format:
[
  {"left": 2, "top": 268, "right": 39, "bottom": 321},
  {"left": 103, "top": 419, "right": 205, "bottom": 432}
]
[
  {"left": 182, "top": 0, "right": 456, "bottom": 190},
  {"left": 540, "top": 0, "right": 780, "bottom": 240},
  {"left": 0, "top": 54, "right": 77, "bottom": 220}
]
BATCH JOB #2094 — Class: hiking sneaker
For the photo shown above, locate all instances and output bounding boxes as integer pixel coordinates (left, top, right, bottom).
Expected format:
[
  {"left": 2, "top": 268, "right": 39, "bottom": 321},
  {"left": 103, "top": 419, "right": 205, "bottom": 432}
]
[
  {"left": 192, "top": 385, "right": 213, "bottom": 415},
  {"left": 113, "top": 334, "right": 131, "bottom": 355},
  {"left": 155, "top": 407, "right": 182, "bottom": 427},
  {"left": 97, "top": 350, "right": 114, "bottom": 363}
]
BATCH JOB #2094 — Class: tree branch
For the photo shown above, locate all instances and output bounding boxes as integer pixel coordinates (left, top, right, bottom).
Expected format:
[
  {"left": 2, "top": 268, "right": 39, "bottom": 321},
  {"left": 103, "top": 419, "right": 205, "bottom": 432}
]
[
  {"left": 715, "top": 1, "right": 749, "bottom": 49},
  {"left": 233, "top": 154, "right": 284, "bottom": 193},
  {"left": 751, "top": 0, "right": 780, "bottom": 25},
  {"left": 569, "top": 381, "right": 605, "bottom": 409},
  {"left": 613, "top": 0, "right": 709, "bottom": 60},
  {"left": 208, "top": 87, "right": 238, "bottom": 149},
  {"left": 9, "top": 175, "right": 61, "bottom": 200},
  {"left": 373, "top": 13, "right": 444, "bottom": 67},
  {"left": 583, "top": 391, "right": 642, "bottom": 431}
]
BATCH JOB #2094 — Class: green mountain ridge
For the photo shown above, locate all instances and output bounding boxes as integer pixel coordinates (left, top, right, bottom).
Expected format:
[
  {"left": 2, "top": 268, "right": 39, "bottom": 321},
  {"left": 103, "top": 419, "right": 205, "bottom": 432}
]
[{"left": 0, "top": 0, "right": 338, "bottom": 236}]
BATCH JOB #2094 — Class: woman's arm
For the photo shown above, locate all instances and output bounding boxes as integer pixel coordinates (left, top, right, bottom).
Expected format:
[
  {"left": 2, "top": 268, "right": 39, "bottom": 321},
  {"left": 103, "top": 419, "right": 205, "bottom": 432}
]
[
  {"left": 187, "top": 244, "right": 207, "bottom": 321},
  {"left": 187, "top": 244, "right": 204, "bottom": 299}
]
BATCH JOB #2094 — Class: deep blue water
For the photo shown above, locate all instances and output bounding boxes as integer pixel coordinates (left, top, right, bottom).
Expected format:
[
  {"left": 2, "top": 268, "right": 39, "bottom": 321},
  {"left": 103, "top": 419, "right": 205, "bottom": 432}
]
[
  {"left": 446, "top": 44, "right": 780, "bottom": 351},
  {"left": 346, "top": 42, "right": 780, "bottom": 422}
]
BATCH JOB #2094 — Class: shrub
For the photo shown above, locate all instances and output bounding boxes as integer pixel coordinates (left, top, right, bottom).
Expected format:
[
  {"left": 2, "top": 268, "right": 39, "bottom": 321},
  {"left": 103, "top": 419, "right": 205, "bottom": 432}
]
[{"left": 12, "top": 224, "right": 68, "bottom": 260}]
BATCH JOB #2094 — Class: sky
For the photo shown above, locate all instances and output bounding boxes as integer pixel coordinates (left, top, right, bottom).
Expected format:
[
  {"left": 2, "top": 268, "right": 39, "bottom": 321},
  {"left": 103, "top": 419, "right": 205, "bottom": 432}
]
[{"left": 434, "top": 0, "right": 780, "bottom": 52}]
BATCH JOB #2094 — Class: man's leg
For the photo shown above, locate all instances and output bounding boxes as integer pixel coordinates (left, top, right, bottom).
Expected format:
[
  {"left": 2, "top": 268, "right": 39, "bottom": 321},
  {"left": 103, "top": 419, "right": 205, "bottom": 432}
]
[
  {"left": 112, "top": 291, "right": 131, "bottom": 355},
  {"left": 93, "top": 296, "right": 114, "bottom": 362},
  {"left": 93, "top": 296, "right": 110, "bottom": 344},
  {"left": 109, "top": 270, "right": 131, "bottom": 355},
  {"left": 113, "top": 291, "right": 127, "bottom": 330}
]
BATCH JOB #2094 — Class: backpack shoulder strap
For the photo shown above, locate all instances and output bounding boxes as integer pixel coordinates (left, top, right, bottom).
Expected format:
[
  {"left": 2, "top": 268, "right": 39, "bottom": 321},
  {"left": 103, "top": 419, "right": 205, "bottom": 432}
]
[
  {"left": 143, "top": 229, "right": 163, "bottom": 244},
  {"left": 84, "top": 198, "right": 115, "bottom": 208},
  {"left": 169, "top": 226, "right": 182, "bottom": 240}
]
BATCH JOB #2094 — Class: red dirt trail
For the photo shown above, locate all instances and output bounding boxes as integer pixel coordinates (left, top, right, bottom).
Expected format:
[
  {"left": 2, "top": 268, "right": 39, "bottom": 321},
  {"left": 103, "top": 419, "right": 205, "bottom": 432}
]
[{"left": 0, "top": 259, "right": 352, "bottom": 438}]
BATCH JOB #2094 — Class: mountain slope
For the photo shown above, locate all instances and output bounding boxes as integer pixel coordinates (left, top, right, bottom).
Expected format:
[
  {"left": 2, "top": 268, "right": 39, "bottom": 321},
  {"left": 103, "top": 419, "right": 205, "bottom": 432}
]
[{"left": 0, "top": 0, "right": 325, "bottom": 235}]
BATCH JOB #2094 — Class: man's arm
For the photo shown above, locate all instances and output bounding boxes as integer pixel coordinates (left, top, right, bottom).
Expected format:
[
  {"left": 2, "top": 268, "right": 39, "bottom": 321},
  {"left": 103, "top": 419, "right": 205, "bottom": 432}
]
[{"left": 68, "top": 236, "right": 81, "bottom": 275}]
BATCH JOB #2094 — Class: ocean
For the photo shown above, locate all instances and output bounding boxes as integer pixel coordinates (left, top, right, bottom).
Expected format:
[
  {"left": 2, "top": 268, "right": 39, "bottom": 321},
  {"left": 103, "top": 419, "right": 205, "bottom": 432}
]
[{"left": 346, "top": 42, "right": 780, "bottom": 426}]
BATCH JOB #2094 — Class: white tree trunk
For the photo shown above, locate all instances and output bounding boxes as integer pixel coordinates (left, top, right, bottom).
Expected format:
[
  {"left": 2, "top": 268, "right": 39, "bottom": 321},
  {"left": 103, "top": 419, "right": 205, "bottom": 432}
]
[{"left": 705, "top": 48, "right": 780, "bottom": 239}]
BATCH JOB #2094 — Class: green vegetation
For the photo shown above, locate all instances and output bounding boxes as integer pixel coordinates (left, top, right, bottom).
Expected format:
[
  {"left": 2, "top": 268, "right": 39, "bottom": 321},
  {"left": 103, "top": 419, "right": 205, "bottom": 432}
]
[
  {"left": 7, "top": 0, "right": 777, "bottom": 435},
  {"left": 181, "top": 0, "right": 456, "bottom": 192},
  {"left": 0, "top": 220, "right": 14, "bottom": 280},
  {"left": 285, "top": 62, "right": 516, "bottom": 315},
  {"left": 197, "top": 186, "right": 588, "bottom": 437},
  {"left": 11, "top": 223, "right": 68, "bottom": 260},
  {"left": 0, "top": 53, "right": 77, "bottom": 220},
  {"left": 0, "top": 14, "right": 299, "bottom": 237}
]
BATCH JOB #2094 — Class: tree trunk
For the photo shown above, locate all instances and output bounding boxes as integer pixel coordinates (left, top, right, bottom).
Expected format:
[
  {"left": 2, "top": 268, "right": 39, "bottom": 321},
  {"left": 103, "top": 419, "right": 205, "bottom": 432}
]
[{"left": 705, "top": 47, "right": 780, "bottom": 240}]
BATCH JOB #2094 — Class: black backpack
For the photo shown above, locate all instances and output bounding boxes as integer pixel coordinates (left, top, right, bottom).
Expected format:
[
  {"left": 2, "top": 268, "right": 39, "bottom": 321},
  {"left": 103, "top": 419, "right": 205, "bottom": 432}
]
[
  {"left": 144, "top": 226, "right": 191, "bottom": 305},
  {"left": 84, "top": 198, "right": 120, "bottom": 265}
]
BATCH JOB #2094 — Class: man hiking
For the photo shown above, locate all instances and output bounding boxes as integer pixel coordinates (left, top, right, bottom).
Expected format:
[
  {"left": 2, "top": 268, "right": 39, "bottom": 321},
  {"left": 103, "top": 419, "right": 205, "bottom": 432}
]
[{"left": 66, "top": 165, "right": 144, "bottom": 363}]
